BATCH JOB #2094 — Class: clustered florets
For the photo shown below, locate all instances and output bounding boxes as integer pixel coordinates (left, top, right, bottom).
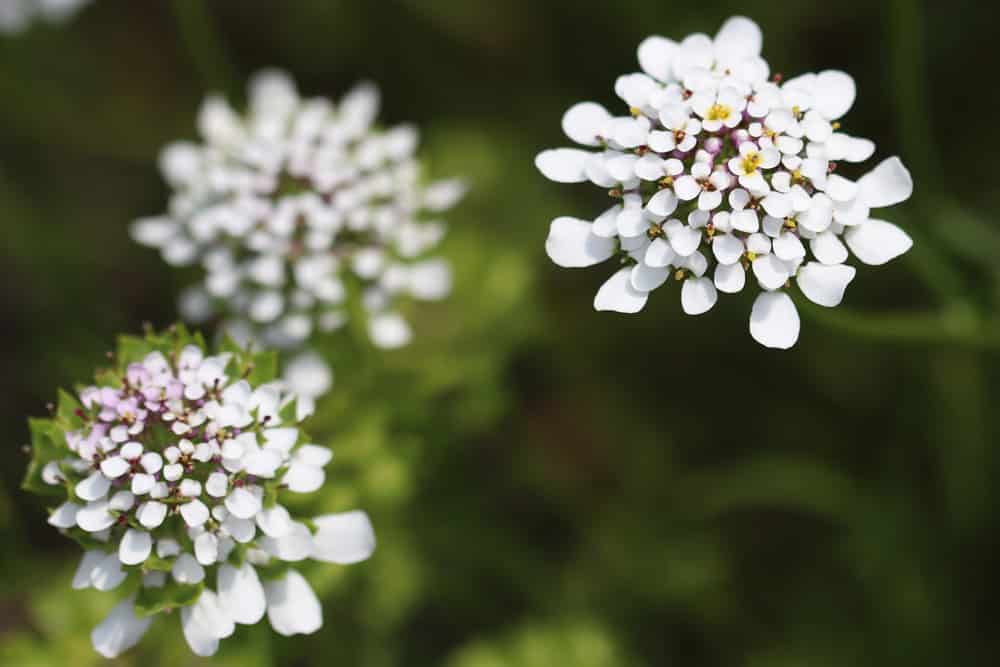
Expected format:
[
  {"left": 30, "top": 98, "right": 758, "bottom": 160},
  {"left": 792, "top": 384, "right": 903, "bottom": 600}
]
[
  {"left": 27, "top": 330, "right": 375, "bottom": 658},
  {"left": 536, "top": 16, "right": 914, "bottom": 348},
  {"left": 132, "top": 69, "right": 466, "bottom": 352}
]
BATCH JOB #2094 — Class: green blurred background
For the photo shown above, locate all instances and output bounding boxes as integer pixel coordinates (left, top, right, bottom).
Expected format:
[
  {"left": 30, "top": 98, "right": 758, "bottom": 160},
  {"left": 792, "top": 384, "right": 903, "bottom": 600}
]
[{"left": 2, "top": 0, "right": 999, "bottom": 665}]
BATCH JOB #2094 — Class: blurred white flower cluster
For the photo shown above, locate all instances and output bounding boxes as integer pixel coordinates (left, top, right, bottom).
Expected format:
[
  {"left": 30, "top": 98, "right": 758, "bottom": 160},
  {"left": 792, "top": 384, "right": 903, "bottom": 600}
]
[
  {"left": 0, "top": 0, "right": 89, "bottom": 34},
  {"left": 537, "top": 16, "right": 913, "bottom": 348},
  {"left": 132, "top": 69, "right": 466, "bottom": 352},
  {"left": 34, "top": 333, "right": 375, "bottom": 658}
]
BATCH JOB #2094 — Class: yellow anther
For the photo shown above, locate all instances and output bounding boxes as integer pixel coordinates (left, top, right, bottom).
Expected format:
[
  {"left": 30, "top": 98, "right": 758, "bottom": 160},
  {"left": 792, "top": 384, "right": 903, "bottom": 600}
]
[
  {"left": 745, "top": 251, "right": 758, "bottom": 262},
  {"left": 706, "top": 103, "right": 732, "bottom": 121},
  {"left": 741, "top": 151, "right": 763, "bottom": 174},
  {"left": 659, "top": 176, "right": 674, "bottom": 188},
  {"left": 629, "top": 107, "right": 642, "bottom": 118},
  {"left": 674, "top": 269, "right": 686, "bottom": 281},
  {"left": 831, "top": 121, "right": 841, "bottom": 130}
]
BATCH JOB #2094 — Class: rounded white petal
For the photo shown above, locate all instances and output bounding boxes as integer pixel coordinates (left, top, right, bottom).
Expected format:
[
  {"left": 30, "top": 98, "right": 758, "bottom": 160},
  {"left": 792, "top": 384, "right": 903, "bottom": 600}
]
[
  {"left": 845, "top": 219, "right": 913, "bottom": 265},
  {"left": 73, "top": 550, "right": 106, "bottom": 590},
  {"left": 594, "top": 268, "right": 649, "bottom": 314},
  {"left": 644, "top": 238, "right": 676, "bottom": 268},
  {"left": 561, "top": 102, "right": 612, "bottom": 146},
  {"left": 172, "top": 553, "right": 206, "bottom": 584},
  {"left": 92, "top": 552, "right": 128, "bottom": 591},
  {"left": 797, "top": 262, "right": 856, "bottom": 307},
  {"left": 119, "top": 529, "right": 152, "bottom": 566},
  {"left": 638, "top": 35, "right": 678, "bottom": 81},
  {"left": 225, "top": 487, "right": 262, "bottom": 519},
  {"left": 535, "top": 149, "right": 591, "bottom": 183},
  {"left": 752, "top": 254, "right": 791, "bottom": 290},
  {"left": 858, "top": 157, "right": 913, "bottom": 208},
  {"left": 282, "top": 462, "right": 325, "bottom": 493},
  {"left": 310, "top": 511, "right": 377, "bottom": 565},
  {"left": 369, "top": 312, "right": 412, "bottom": 349},
  {"left": 137, "top": 501, "right": 168, "bottom": 529},
  {"left": 712, "top": 233, "right": 744, "bottom": 265},
  {"left": 181, "top": 590, "right": 235, "bottom": 657},
  {"left": 812, "top": 70, "right": 856, "bottom": 120},
  {"left": 218, "top": 563, "right": 267, "bottom": 625},
  {"left": 810, "top": 230, "right": 850, "bottom": 265},
  {"left": 180, "top": 498, "right": 210, "bottom": 527},
  {"left": 48, "top": 501, "right": 81, "bottom": 529},
  {"left": 265, "top": 570, "right": 323, "bottom": 637},
  {"left": 773, "top": 232, "right": 806, "bottom": 261},
  {"left": 714, "top": 16, "right": 763, "bottom": 60},
  {"left": 630, "top": 263, "right": 670, "bottom": 292},
  {"left": 77, "top": 501, "right": 115, "bottom": 532},
  {"left": 260, "top": 521, "right": 313, "bottom": 562},
  {"left": 714, "top": 263, "right": 746, "bottom": 294},
  {"left": 195, "top": 532, "right": 219, "bottom": 566},
  {"left": 750, "top": 291, "right": 800, "bottom": 349},
  {"left": 76, "top": 471, "right": 111, "bottom": 502},
  {"left": 646, "top": 189, "right": 678, "bottom": 218},
  {"left": 545, "top": 217, "right": 616, "bottom": 268},
  {"left": 91, "top": 597, "right": 152, "bottom": 659},
  {"left": 99, "top": 456, "right": 130, "bottom": 479},
  {"left": 681, "top": 277, "right": 717, "bottom": 315}
]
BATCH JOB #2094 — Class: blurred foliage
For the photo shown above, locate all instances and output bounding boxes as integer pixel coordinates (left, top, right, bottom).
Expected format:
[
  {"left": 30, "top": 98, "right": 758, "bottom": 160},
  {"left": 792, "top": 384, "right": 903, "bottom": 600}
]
[{"left": 1, "top": 0, "right": 999, "bottom": 665}]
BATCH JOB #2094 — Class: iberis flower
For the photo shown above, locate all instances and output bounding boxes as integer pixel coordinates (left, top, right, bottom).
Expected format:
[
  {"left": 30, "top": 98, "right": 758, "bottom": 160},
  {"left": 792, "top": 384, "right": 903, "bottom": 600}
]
[
  {"left": 0, "top": 0, "right": 90, "bottom": 35},
  {"left": 536, "top": 16, "right": 913, "bottom": 348},
  {"left": 132, "top": 69, "right": 465, "bottom": 352},
  {"left": 23, "top": 327, "right": 375, "bottom": 658}
]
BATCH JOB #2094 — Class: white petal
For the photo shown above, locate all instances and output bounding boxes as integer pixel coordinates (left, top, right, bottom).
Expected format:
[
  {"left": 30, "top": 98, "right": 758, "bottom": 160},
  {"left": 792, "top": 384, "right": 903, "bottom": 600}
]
[
  {"left": 712, "top": 233, "right": 745, "bottom": 265},
  {"left": 172, "top": 553, "right": 206, "bottom": 584},
  {"left": 91, "top": 552, "right": 128, "bottom": 591},
  {"left": 265, "top": 570, "right": 323, "bottom": 637},
  {"left": 673, "top": 175, "right": 701, "bottom": 201},
  {"left": 49, "top": 501, "right": 81, "bottom": 529},
  {"left": 773, "top": 232, "right": 806, "bottom": 261},
  {"left": 845, "top": 219, "right": 913, "bottom": 265},
  {"left": 256, "top": 504, "right": 294, "bottom": 538},
  {"left": 812, "top": 70, "right": 856, "bottom": 120},
  {"left": 810, "top": 230, "right": 849, "bottom": 265},
  {"left": 824, "top": 174, "right": 859, "bottom": 202},
  {"left": 561, "top": 102, "right": 611, "bottom": 146},
  {"left": 91, "top": 597, "right": 152, "bottom": 659},
  {"left": 100, "top": 456, "right": 130, "bottom": 479},
  {"left": 282, "top": 463, "right": 325, "bottom": 493},
  {"left": 797, "top": 262, "right": 856, "bottom": 307},
  {"left": 714, "top": 263, "right": 746, "bottom": 294},
  {"left": 119, "top": 529, "right": 152, "bottom": 566},
  {"left": 76, "top": 471, "right": 111, "bottom": 502},
  {"left": 535, "top": 149, "right": 591, "bottom": 183},
  {"left": 752, "top": 254, "right": 791, "bottom": 290},
  {"left": 218, "top": 563, "right": 267, "bottom": 625},
  {"left": 666, "top": 222, "right": 702, "bottom": 257},
  {"left": 137, "top": 501, "right": 168, "bottom": 529},
  {"left": 750, "top": 291, "right": 800, "bottom": 349},
  {"left": 73, "top": 550, "right": 106, "bottom": 590},
  {"left": 644, "top": 238, "right": 676, "bottom": 268},
  {"left": 761, "top": 193, "right": 792, "bottom": 219},
  {"left": 195, "top": 532, "right": 219, "bottom": 566},
  {"left": 594, "top": 268, "right": 649, "bottom": 314},
  {"left": 616, "top": 208, "right": 648, "bottom": 238},
  {"left": 714, "top": 16, "right": 763, "bottom": 60},
  {"left": 223, "top": 514, "right": 256, "bottom": 543},
  {"left": 77, "top": 501, "right": 115, "bottom": 532},
  {"left": 630, "top": 263, "right": 670, "bottom": 292},
  {"left": 225, "top": 487, "right": 262, "bottom": 519},
  {"left": 260, "top": 521, "right": 313, "bottom": 562},
  {"left": 858, "top": 157, "right": 913, "bottom": 208},
  {"left": 646, "top": 189, "right": 678, "bottom": 218},
  {"left": 181, "top": 590, "right": 235, "bottom": 657},
  {"left": 311, "top": 511, "right": 377, "bottom": 565},
  {"left": 681, "top": 277, "right": 717, "bottom": 315},
  {"left": 638, "top": 35, "right": 678, "bottom": 81},
  {"left": 369, "top": 312, "right": 412, "bottom": 349},
  {"left": 180, "top": 498, "right": 210, "bottom": 527}
]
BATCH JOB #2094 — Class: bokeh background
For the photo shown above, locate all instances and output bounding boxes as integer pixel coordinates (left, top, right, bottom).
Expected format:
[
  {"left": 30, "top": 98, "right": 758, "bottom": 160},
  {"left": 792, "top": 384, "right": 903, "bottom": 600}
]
[{"left": 2, "top": 1, "right": 999, "bottom": 665}]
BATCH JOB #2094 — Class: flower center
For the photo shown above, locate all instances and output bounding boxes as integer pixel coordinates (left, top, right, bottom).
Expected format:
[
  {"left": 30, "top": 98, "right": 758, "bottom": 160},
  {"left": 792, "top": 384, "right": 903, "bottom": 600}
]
[
  {"left": 741, "top": 151, "right": 763, "bottom": 174},
  {"left": 706, "top": 103, "right": 731, "bottom": 121}
]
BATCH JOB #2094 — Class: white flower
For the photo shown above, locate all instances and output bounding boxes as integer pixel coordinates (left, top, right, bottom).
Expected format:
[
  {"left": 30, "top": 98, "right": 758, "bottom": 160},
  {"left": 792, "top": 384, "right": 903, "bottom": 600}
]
[
  {"left": 30, "top": 334, "right": 376, "bottom": 658},
  {"left": 537, "top": 15, "right": 914, "bottom": 348},
  {"left": 131, "top": 69, "right": 464, "bottom": 352},
  {"left": 0, "top": 0, "right": 90, "bottom": 35}
]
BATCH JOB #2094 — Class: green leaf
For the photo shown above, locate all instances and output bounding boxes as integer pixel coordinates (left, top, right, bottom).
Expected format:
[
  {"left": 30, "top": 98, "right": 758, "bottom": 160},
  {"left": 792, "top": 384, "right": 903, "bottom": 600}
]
[
  {"left": 21, "top": 418, "right": 67, "bottom": 497},
  {"left": 247, "top": 349, "right": 279, "bottom": 386},
  {"left": 56, "top": 389, "right": 84, "bottom": 430},
  {"left": 135, "top": 581, "right": 204, "bottom": 617}
]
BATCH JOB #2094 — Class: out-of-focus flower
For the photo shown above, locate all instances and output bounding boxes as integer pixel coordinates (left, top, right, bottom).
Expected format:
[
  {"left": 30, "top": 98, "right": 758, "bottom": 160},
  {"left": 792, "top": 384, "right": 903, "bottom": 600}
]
[
  {"left": 24, "top": 327, "right": 375, "bottom": 658},
  {"left": 0, "top": 0, "right": 90, "bottom": 34},
  {"left": 537, "top": 16, "right": 913, "bottom": 348},
  {"left": 132, "top": 69, "right": 465, "bottom": 352}
]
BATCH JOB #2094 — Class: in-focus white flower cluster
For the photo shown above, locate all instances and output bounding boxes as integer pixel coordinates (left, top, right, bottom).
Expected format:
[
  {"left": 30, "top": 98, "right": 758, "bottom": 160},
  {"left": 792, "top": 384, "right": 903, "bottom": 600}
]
[
  {"left": 37, "top": 336, "right": 375, "bottom": 658},
  {"left": 132, "top": 69, "right": 466, "bottom": 352},
  {"left": 536, "top": 16, "right": 914, "bottom": 348},
  {"left": 0, "top": 0, "right": 89, "bottom": 34}
]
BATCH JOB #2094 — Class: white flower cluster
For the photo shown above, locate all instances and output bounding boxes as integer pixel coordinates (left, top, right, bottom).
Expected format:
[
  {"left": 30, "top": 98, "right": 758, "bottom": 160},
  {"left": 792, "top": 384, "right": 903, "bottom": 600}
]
[
  {"left": 132, "top": 69, "right": 466, "bottom": 351},
  {"left": 536, "top": 16, "right": 914, "bottom": 348},
  {"left": 0, "top": 0, "right": 89, "bottom": 35},
  {"left": 40, "top": 341, "right": 375, "bottom": 658}
]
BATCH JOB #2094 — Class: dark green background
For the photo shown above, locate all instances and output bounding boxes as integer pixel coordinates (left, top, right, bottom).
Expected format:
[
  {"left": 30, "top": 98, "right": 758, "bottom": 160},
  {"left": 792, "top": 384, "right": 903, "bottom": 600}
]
[{"left": 1, "top": 1, "right": 998, "bottom": 665}]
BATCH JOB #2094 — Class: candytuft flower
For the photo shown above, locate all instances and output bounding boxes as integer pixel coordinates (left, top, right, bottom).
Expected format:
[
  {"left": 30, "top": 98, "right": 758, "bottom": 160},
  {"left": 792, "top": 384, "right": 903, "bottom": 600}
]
[
  {"left": 132, "top": 69, "right": 465, "bottom": 352},
  {"left": 537, "top": 16, "right": 914, "bottom": 348},
  {"left": 23, "top": 327, "right": 375, "bottom": 658}
]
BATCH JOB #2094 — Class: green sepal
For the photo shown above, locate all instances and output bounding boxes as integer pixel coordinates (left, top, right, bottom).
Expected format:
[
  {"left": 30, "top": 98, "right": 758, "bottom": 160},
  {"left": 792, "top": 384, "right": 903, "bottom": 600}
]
[
  {"left": 255, "top": 561, "right": 292, "bottom": 582},
  {"left": 21, "top": 417, "right": 68, "bottom": 497},
  {"left": 65, "top": 529, "right": 115, "bottom": 551},
  {"left": 135, "top": 580, "right": 204, "bottom": 617},
  {"left": 278, "top": 398, "right": 298, "bottom": 426}
]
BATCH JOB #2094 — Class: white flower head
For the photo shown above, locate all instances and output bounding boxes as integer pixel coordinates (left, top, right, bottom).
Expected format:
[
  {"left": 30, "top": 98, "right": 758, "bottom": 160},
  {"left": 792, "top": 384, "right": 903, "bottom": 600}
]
[
  {"left": 24, "top": 327, "right": 376, "bottom": 658},
  {"left": 132, "top": 69, "right": 465, "bottom": 351},
  {"left": 537, "top": 16, "right": 913, "bottom": 348}
]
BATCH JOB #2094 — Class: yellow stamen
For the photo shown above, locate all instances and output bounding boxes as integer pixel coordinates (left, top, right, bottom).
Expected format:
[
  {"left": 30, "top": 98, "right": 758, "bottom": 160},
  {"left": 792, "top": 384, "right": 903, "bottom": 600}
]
[
  {"left": 741, "top": 151, "right": 763, "bottom": 174},
  {"left": 706, "top": 103, "right": 732, "bottom": 121},
  {"left": 745, "top": 251, "right": 758, "bottom": 262}
]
